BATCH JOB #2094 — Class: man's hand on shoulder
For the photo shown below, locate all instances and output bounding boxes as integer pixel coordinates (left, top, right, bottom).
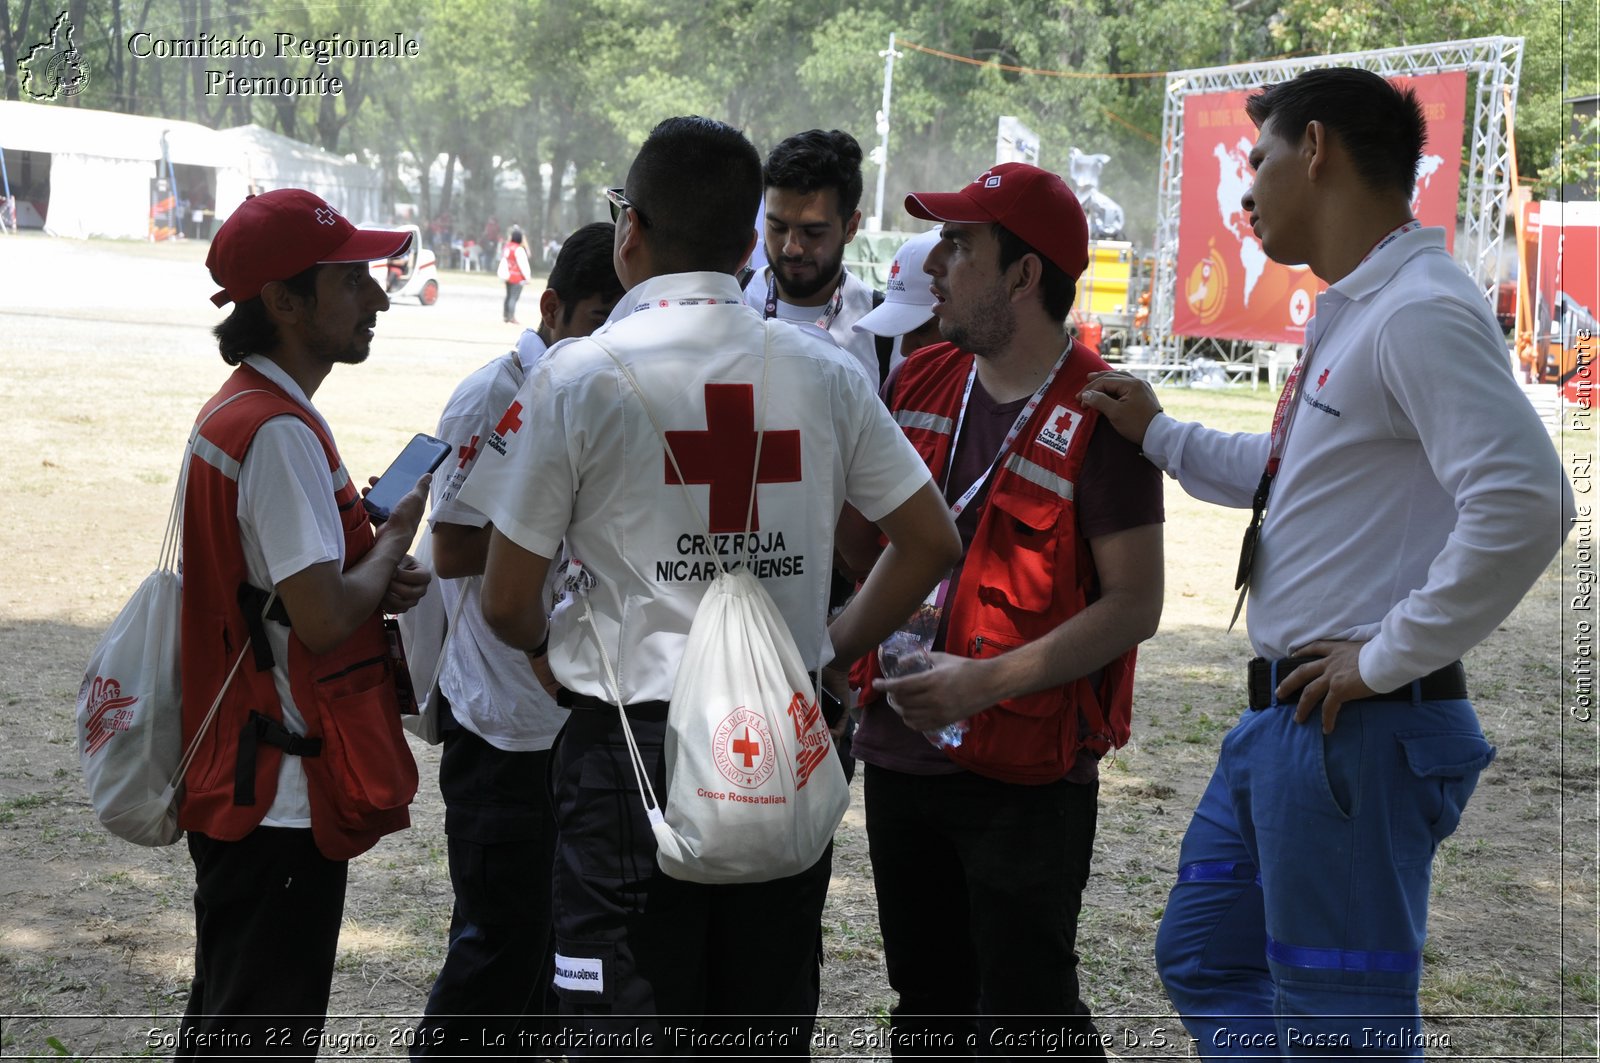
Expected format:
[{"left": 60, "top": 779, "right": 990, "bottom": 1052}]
[
  {"left": 1079, "top": 370, "right": 1163, "bottom": 448},
  {"left": 874, "top": 651, "right": 992, "bottom": 731},
  {"left": 1278, "top": 640, "right": 1378, "bottom": 734}
]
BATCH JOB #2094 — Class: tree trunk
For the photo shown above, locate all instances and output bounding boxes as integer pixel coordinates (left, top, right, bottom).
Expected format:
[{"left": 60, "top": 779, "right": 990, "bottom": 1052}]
[
  {"left": 543, "top": 143, "right": 567, "bottom": 245},
  {"left": 65, "top": 0, "right": 87, "bottom": 107},
  {"left": 107, "top": 0, "right": 123, "bottom": 112},
  {"left": 124, "top": 0, "right": 156, "bottom": 113},
  {"left": 0, "top": 0, "right": 20, "bottom": 101}
]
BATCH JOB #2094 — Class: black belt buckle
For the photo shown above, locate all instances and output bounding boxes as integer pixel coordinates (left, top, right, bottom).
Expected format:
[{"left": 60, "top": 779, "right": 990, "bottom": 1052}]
[
  {"left": 1247, "top": 656, "right": 1270, "bottom": 710},
  {"left": 1247, "top": 655, "right": 1318, "bottom": 710}
]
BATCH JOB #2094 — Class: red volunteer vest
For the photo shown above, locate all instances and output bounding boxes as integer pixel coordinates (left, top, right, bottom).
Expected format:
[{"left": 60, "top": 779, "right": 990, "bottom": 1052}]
[
  {"left": 178, "top": 364, "right": 417, "bottom": 860},
  {"left": 859, "top": 342, "right": 1135, "bottom": 783}
]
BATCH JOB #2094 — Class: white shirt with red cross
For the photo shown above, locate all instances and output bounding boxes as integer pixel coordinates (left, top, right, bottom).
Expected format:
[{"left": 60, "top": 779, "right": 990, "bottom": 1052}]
[
  {"left": 427, "top": 332, "right": 567, "bottom": 751},
  {"left": 458, "top": 270, "right": 931, "bottom": 705}
]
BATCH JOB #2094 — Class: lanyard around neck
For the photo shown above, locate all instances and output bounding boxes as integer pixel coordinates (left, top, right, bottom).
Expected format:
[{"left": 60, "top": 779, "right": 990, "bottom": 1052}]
[
  {"left": 763, "top": 271, "right": 846, "bottom": 332},
  {"left": 1231, "top": 220, "right": 1421, "bottom": 623},
  {"left": 943, "top": 346, "right": 1073, "bottom": 520},
  {"left": 1229, "top": 289, "right": 1360, "bottom": 627}
]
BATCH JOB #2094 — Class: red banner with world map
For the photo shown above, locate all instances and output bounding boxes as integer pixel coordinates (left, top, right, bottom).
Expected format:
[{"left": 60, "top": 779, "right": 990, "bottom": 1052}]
[{"left": 1172, "top": 70, "right": 1467, "bottom": 344}]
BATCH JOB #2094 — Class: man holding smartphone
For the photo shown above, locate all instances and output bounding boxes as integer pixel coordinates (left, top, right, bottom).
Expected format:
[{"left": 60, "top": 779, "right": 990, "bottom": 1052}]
[
  {"left": 412, "top": 222, "right": 624, "bottom": 1057},
  {"left": 177, "top": 189, "right": 432, "bottom": 1060}
]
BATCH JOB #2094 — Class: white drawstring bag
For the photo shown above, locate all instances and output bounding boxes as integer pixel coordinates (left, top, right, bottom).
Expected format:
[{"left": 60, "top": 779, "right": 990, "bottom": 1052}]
[
  {"left": 584, "top": 337, "right": 849, "bottom": 884},
  {"left": 77, "top": 393, "right": 267, "bottom": 846}
]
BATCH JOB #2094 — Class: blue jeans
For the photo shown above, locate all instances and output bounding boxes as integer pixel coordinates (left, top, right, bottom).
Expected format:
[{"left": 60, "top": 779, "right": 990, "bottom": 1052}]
[{"left": 1154, "top": 690, "right": 1494, "bottom": 1060}]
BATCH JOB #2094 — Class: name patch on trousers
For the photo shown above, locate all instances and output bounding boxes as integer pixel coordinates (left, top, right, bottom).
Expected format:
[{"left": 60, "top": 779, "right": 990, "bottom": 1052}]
[{"left": 553, "top": 953, "right": 605, "bottom": 993}]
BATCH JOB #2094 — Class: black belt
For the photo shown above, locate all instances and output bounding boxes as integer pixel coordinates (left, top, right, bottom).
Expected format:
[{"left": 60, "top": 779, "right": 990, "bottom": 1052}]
[
  {"left": 556, "top": 689, "right": 670, "bottom": 723},
  {"left": 1248, "top": 657, "right": 1467, "bottom": 711}
]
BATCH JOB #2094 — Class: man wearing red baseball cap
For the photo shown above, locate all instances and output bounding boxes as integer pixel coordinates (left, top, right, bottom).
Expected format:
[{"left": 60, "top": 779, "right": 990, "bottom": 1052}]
[
  {"left": 842, "top": 163, "right": 1165, "bottom": 1057},
  {"left": 178, "top": 188, "right": 430, "bottom": 1059}
]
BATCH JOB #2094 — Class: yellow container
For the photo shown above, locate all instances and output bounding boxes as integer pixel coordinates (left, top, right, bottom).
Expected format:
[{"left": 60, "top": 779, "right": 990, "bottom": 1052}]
[{"left": 1074, "top": 240, "right": 1134, "bottom": 317}]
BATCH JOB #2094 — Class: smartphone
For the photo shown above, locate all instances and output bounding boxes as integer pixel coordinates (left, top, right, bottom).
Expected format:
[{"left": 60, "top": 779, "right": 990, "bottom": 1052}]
[{"left": 364, "top": 432, "right": 451, "bottom": 522}]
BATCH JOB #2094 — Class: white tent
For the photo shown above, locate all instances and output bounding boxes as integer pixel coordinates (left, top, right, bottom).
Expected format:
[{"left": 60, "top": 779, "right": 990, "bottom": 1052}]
[
  {"left": 0, "top": 101, "right": 381, "bottom": 240},
  {"left": 215, "top": 124, "right": 382, "bottom": 224}
]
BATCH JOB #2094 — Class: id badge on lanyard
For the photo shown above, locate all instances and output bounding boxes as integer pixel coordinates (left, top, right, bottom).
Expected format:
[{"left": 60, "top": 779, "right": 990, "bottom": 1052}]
[
  {"left": 764, "top": 273, "right": 845, "bottom": 332},
  {"left": 879, "top": 347, "right": 1073, "bottom": 664}
]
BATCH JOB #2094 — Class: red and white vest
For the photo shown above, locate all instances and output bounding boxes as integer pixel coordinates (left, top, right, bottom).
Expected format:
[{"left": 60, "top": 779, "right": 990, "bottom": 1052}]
[
  {"left": 179, "top": 364, "right": 416, "bottom": 860},
  {"left": 859, "top": 341, "right": 1135, "bottom": 783}
]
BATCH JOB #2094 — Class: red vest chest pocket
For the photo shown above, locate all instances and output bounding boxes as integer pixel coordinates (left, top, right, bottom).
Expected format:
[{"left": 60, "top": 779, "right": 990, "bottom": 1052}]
[{"left": 972, "top": 487, "right": 1065, "bottom": 616}]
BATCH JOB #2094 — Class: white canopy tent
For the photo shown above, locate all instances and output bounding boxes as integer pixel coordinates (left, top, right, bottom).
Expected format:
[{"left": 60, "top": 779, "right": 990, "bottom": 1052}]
[
  {"left": 0, "top": 101, "right": 381, "bottom": 240},
  {"left": 213, "top": 123, "right": 382, "bottom": 224}
]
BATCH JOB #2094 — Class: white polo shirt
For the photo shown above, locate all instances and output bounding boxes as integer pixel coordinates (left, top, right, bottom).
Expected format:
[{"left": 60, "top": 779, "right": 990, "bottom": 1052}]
[
  {"left": 429, "top": 334, "right": 567, "bottom": 750},
  {"left": 459, "top": 271, "right": 931, "bottom": 705},
  {"left": 744, "top": 266, "right": 880, "bottom": 385},
  {"left": 1142, "top": 227, "right": 1573, "bottom": 691}
]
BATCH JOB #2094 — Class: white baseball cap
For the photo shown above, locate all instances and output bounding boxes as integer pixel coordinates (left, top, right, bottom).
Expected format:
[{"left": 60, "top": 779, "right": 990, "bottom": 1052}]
[{"left": 853, "top": 228, "right": 942, "bottom": 338}]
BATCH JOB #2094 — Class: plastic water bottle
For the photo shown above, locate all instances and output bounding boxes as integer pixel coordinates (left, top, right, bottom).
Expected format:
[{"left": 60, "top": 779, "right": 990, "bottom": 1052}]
[{"left": 877, "top": 631, "right": 967, "bottom": 749}]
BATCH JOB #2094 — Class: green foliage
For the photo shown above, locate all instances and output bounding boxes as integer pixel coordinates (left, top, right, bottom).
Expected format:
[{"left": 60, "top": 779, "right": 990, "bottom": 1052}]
[
  {"left": 3, "top": 0, "right": 1592, "bottom": 247},
  {"left": 1272, "top": 0, "right": 1598, "bottom": 202},
  {"left": 1534, "top": 114, "right": 1600, "bottom": 197}
]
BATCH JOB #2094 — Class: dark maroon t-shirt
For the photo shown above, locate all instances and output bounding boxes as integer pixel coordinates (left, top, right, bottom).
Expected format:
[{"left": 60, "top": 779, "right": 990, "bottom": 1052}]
[{"left": 850, "top": 361, "right": 1165, "bottom": 778}]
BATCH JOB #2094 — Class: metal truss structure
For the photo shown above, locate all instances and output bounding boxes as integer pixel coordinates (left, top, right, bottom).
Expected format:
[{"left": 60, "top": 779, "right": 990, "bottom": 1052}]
[{"left": 1147, "top": 37, "right": 1525, "bottom": 365}]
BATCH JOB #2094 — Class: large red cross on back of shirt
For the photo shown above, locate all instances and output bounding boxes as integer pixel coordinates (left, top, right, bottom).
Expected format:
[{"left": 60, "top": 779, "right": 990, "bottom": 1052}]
[{"left": 665, "top": 383, "right": 801, "bottom": 533}]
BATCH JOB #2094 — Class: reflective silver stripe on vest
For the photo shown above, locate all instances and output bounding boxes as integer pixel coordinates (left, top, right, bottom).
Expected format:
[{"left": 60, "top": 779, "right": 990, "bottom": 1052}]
[
  {"left": 1003, "top": 453, "right": 1075, "bottom": 501},
  {"left": 194, "top": 435, "right": 351, "bottom": 494},
  {"left": 192, "top": 433, "right": 242, "bottom": 482},
  {"left": 894, "top": 409, "right": 954, "bottom": 435}
]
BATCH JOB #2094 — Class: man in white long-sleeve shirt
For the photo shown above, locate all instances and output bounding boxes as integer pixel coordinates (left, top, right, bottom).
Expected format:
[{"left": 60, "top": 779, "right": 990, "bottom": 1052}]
[{"left": 1081, "top": 68, "right": 1573, "bottom": 1059}]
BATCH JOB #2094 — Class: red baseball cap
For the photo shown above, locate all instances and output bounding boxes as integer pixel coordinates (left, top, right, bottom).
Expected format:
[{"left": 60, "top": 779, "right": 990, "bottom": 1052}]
[
  {"left": 905, "top": 163, "right": 1089, "bottom": 280},
  {"left": 206, "top": 189, "right": 413, "bottom": 307}
]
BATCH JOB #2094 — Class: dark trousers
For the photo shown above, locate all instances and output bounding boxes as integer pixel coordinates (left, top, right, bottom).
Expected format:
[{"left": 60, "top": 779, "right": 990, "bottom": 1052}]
[
  {"left": 548, "top": 707, "right": 829, "bottom": 1057},
  {"left": 864, "top": 764, "right": 1107, "bottom": 1061},
  {"left": 503, "top": 282, "right": 524, "bottom": 322},
  {"left": 414, "top": 707, "right": 559, "bottom": 1059},
  {"left": 177, "top": 828, "right": 348, "bottom": 1061}
]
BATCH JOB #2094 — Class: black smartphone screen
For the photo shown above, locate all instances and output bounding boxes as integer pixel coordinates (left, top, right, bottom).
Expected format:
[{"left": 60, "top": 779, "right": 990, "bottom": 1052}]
[{"left": 364, "top": 433, "right": 451, "bottom": 522}]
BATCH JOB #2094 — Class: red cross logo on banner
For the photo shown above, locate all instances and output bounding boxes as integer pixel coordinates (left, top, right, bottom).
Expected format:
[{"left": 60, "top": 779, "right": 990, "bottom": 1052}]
[
  {"left": 665, "top": 384, "right": 801, "bottom": 533},
  {"left": 495, "top": 402, "right": 524, "bottom": 436},
  {"left": 732, "top": 727, "right": 761, "bottom": 768},
  {"left": 457, "top": 435, "right": 479, "bottom": 469}
]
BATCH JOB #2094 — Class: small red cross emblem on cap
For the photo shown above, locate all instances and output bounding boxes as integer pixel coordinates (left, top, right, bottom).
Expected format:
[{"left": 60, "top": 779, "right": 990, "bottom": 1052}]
[
  {"left": 889, "top": 260, "right": 901, "bottom": 279},
  {"left": 314, "top": 206, "right": 338, "bottom": 226}
]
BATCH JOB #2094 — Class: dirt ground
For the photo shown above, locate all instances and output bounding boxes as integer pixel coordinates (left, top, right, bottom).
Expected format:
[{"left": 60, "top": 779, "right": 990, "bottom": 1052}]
[{"left": 0, "top": 235, "right": 1594, "bottom": 1060}]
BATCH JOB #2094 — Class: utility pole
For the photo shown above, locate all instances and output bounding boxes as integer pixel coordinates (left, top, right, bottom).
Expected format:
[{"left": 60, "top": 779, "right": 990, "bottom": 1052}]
[{"left": 869, "top": 32, "right": 901, "bottom": 232}]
